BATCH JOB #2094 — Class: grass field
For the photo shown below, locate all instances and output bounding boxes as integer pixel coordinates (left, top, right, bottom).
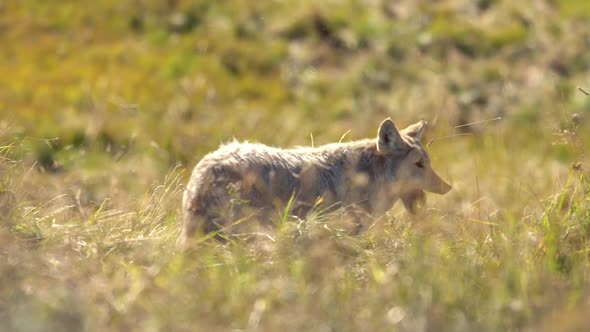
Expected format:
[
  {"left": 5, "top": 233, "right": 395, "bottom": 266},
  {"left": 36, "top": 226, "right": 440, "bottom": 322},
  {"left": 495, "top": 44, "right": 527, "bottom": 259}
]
[{"left": 2, "top": 0, "right": 590, "bottom": 331}]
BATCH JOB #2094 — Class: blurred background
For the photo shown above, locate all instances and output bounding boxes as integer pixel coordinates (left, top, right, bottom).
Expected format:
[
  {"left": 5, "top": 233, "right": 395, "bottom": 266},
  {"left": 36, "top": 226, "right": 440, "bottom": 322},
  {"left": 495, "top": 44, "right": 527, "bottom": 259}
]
[
  {"left": 2, "top": 0, "right": 589, "bottom": 179},
  {"left": 1, "top": 0, "right": 590, "bottom": 331}
]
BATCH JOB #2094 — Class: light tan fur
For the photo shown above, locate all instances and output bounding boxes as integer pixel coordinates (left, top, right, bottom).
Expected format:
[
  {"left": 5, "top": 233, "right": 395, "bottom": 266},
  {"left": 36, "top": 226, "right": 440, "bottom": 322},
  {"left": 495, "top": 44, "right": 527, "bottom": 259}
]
[{"left": 181, "top": 118, "right": 451, "bottom": 245}]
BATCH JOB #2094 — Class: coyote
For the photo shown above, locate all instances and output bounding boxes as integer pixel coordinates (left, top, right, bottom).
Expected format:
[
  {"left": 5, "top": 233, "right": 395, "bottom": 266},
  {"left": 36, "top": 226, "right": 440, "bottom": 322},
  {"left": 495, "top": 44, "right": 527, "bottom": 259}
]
[{"left": 181, "top": 118, "right": 451, "bottom": 243}]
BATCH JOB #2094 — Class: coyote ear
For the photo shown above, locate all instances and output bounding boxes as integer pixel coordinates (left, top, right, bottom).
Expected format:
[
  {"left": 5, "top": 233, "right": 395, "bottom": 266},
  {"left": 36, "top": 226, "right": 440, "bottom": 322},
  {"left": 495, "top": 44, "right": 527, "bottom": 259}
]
[
  {"left": 402, "top": 120, "right": 428, "bottom": 140},
  {"left": 377, "top": 118, "right": 403, "bottom": 153}
]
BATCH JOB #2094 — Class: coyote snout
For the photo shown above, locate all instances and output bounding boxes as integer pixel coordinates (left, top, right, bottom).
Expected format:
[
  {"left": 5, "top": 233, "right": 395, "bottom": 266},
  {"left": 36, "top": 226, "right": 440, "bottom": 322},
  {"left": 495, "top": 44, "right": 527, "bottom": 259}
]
[
  {"left": 182, "top": 118, "right": 451, "bottom": 244},
  {"left": 427, "top": 168, "right": 453, "bottom": 195}
]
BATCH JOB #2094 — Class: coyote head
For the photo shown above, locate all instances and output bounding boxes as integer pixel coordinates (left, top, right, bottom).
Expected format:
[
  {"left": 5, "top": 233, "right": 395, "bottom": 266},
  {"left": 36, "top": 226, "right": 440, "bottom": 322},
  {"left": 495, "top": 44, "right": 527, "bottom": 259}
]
[{"left": 376, "top": 118, "right": 451, "bottom": 211}]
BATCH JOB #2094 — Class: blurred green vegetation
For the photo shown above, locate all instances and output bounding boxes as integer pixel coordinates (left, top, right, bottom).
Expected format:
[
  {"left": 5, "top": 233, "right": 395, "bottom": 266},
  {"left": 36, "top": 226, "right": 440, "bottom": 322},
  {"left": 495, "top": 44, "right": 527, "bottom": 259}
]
[{"left": 1, "top": 0, "right": 590, "bottom": 331}]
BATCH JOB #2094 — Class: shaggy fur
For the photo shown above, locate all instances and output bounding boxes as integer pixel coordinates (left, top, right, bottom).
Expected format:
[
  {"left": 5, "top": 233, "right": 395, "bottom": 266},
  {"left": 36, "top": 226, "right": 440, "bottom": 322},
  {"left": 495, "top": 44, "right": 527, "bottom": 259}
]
[{"left": 181, "top": 118, "right": 451, "bottom": 244}]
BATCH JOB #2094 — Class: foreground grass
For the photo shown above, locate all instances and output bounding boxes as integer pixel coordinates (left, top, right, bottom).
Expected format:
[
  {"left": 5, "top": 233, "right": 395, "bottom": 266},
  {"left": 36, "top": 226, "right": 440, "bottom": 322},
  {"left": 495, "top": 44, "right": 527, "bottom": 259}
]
[{"left": 1, "top": 138, "right": 590, "bottom": 331}]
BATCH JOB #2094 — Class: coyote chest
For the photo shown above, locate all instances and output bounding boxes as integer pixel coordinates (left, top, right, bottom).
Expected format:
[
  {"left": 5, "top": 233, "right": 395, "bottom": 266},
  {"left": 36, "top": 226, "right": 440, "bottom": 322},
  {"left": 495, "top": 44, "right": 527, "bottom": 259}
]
[{"left": 181, "top": 118, "right": 451, "bottom": 244}]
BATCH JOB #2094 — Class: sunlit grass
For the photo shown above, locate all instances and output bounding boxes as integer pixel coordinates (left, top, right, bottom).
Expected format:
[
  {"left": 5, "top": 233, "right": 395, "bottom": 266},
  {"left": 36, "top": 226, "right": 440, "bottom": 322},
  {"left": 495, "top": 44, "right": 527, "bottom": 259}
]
[{"left": 1, "top": 0, "right": 590, "bottom": 331}]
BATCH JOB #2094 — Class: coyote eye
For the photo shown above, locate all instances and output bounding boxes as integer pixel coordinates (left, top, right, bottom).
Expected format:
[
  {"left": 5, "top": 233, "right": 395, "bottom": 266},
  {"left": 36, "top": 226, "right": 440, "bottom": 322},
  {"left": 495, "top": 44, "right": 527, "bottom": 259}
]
[{"left": 415, "top": 160, "right": 424, "bottom": 169}]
